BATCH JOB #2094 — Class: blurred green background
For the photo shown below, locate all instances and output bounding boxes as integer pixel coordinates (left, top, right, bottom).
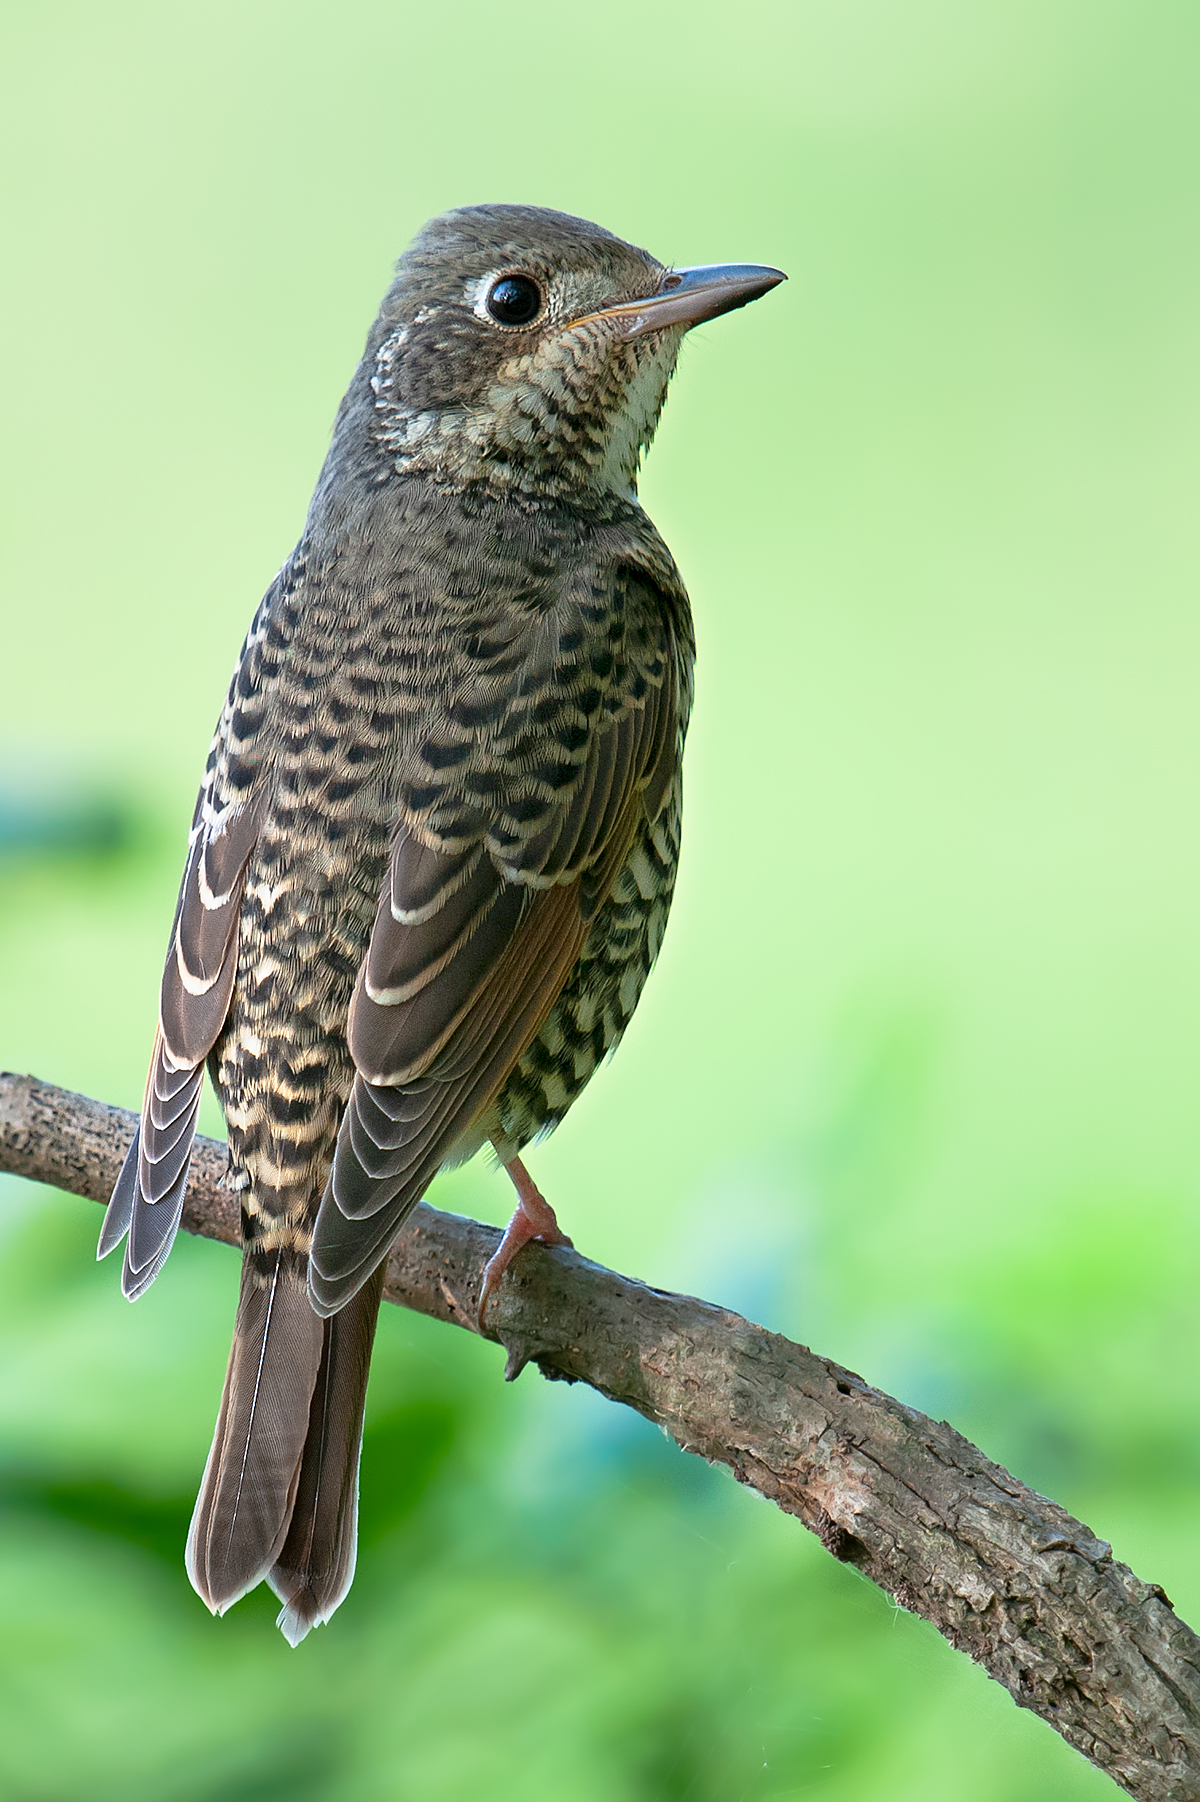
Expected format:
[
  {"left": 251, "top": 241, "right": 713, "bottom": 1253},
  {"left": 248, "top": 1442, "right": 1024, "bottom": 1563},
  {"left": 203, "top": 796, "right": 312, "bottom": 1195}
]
[{"left": 3, "top": 1, "right": 1200, "bottom": 1796}]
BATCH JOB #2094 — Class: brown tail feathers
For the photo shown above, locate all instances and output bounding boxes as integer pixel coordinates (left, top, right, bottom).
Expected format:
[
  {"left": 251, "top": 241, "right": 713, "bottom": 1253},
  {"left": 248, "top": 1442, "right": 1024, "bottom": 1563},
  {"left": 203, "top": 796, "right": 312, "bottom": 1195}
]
[
  {"left": 186, "top": 1250, "right": 383, "bottom": 1643},
  {"left": 270, "top": 1263, "right": 385, "bottom": 1645}
]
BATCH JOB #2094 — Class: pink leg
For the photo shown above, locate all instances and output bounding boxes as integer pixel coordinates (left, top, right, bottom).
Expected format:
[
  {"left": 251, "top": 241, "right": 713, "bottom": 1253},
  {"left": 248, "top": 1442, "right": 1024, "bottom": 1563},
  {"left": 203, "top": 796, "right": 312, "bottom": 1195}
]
[{"left": 477, "top": 1155, "right": 573, "bottom": 1328}]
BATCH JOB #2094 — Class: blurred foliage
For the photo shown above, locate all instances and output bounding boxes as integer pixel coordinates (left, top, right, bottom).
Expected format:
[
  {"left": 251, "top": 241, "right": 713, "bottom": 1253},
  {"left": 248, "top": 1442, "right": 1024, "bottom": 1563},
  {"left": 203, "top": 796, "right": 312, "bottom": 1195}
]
[{"left": 5, "top": 0, "right": 1200, "bottom": 1796}]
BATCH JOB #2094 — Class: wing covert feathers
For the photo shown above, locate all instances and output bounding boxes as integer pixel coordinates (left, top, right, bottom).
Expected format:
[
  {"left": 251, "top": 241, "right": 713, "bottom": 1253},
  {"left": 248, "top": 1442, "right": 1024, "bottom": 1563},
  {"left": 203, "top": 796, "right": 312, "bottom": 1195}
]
[
  {"left": 99, "top": 796, "right": 262, "bottom": 1297},
  {"left": 310, "top": 876, "right": 587, "bottom": 1312},
  {"left": 308, "top": 589, "right": 684, "bottom": 1317}
]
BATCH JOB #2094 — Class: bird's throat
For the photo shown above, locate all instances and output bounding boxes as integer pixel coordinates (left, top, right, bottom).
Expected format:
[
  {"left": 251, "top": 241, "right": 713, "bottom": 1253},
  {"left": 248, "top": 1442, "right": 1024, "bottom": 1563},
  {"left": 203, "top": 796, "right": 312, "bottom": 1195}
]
[{"left": 370, "top": 323, "right": 680, "bottom": 501}]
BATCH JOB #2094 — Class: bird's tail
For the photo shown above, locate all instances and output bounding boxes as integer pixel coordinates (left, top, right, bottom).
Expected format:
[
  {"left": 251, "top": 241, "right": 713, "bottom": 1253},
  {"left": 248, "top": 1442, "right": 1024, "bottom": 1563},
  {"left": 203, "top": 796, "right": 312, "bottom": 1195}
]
[
  {"left": 269, "top": 1262, "right": 385, "bottom": 1645},
  {"left": 185, "top": 1249, "right": 384, "bottom": 1643}
]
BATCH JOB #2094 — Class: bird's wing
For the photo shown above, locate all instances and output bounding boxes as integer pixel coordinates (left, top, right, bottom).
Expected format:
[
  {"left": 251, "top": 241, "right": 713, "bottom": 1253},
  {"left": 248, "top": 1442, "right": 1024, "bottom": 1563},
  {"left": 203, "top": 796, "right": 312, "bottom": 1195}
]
[
  {"left": 309, "top": 559, "right": 689, "bottom": 1313},
  {"left": 99, "top": 586, "right": 280, "bottom": 1296}
]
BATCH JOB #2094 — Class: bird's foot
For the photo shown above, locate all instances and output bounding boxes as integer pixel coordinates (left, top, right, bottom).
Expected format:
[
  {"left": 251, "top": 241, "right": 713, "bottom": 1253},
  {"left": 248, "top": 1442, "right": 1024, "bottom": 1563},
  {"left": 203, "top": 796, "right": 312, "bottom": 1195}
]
[{"left": 478, "top": 1155, "right": 573, "bottom": 1330}]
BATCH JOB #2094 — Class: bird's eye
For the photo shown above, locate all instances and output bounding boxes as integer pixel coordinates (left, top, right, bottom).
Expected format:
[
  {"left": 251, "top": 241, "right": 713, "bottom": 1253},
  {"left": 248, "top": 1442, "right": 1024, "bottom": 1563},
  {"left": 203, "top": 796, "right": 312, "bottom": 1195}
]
[{"left": 486, "top": 274, "right": 543, "bottom": 326}]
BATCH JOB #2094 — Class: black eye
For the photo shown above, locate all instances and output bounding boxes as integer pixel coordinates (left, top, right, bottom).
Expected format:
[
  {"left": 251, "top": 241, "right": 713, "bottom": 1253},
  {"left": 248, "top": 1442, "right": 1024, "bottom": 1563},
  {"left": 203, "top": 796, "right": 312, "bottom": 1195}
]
[{"left": 486, "top": 274, "right": 542, "bottom": 326}]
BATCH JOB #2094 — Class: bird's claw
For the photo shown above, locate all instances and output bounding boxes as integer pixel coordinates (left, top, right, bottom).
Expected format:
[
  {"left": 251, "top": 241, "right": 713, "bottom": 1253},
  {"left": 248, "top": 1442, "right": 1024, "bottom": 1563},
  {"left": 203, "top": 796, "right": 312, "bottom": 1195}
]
[{"left": 477, "top": 1158, "right": 572, "bottom": 1331}]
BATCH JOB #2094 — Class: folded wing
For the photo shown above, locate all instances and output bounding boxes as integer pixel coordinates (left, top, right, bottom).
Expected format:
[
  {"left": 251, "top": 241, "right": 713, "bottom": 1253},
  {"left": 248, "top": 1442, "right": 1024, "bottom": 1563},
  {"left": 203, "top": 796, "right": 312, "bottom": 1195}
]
[
  {"left": 99, "top": 792, "right": 264, "bottom": 1297},
  {"left": 309, "top": 564, "right": 686, "bottom": 1315}
]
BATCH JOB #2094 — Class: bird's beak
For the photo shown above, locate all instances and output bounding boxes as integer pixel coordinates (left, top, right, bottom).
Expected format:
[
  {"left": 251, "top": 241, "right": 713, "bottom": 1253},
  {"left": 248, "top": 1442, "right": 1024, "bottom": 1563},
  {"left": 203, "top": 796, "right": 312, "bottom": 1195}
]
[{"left": 590, "top": 263, "right": 787, "bottom": 339}]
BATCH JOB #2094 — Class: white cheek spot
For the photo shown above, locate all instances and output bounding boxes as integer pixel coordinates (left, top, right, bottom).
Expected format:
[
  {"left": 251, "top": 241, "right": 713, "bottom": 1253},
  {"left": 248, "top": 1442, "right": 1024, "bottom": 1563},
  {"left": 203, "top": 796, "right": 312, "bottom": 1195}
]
[
  {"left": 468, "top": 272, "right": 498, "bottom": 321},
  {"left": 382, "top": 409, "right": 441, "bottom": 453},
  {"left": 371, "top": 327, "right": 409, "bottom": 399}
]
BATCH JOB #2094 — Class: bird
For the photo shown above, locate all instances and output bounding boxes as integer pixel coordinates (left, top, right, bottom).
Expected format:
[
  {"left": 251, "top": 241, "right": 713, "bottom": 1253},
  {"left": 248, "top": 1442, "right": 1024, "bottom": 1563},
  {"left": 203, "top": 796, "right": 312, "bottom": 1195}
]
[{"left": 98, "top": 204, "right": 784, "bottom": 1644}]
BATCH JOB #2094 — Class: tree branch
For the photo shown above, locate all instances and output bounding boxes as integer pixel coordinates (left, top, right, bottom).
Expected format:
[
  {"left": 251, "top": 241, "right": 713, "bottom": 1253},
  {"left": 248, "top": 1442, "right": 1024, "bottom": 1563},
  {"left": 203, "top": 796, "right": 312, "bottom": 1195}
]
[{"left": 2, "top": 1070, "right": 1199, "bottom": 1797}]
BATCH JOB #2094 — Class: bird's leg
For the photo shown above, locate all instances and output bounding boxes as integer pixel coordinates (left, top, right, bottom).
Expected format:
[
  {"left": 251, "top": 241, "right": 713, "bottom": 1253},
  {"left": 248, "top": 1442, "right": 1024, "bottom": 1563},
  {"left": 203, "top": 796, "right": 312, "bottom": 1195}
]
[{"left": 477, "top": 1155, "right": 573, "bottom": 1328}]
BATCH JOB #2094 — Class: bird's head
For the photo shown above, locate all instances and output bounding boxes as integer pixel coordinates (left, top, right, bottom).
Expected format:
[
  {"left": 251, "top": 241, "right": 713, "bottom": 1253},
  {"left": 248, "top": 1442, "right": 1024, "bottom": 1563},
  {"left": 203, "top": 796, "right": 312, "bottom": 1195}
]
[{"left": 360, "top": 204, "right": 784, "bottom": 499}]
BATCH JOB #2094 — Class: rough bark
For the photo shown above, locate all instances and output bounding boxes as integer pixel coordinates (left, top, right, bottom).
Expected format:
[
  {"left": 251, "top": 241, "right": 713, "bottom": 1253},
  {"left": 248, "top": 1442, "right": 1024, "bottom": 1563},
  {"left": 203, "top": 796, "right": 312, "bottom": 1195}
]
[{"left": 3, "top": 1068, "right": 1200, "bottom": 1799}]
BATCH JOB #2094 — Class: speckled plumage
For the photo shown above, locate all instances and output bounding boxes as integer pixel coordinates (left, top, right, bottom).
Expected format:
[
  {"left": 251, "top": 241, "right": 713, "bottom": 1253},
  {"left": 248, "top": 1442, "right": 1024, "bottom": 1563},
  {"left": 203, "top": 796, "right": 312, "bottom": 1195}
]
[{"left": 100, "top": 204, "right": 781, "bottom": 1641}]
